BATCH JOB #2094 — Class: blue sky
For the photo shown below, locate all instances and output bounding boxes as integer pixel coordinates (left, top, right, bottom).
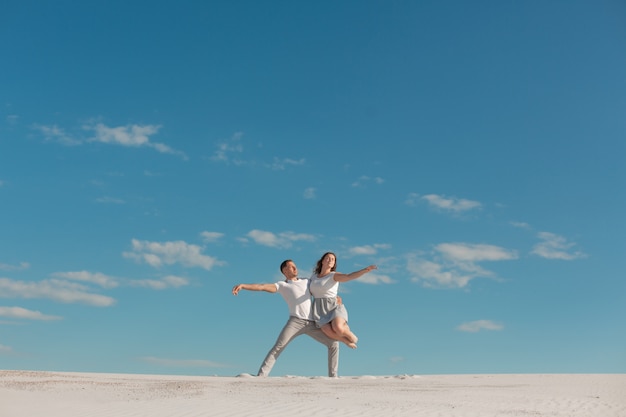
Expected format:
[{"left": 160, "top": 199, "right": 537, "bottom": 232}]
[{"left": 1, "top": 1, "right": 625, "bottom": 377}]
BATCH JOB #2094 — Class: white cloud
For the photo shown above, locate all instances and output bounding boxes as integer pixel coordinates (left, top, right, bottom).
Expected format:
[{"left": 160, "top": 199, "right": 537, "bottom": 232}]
[
  {"left": 140, "top": 356, "right": 228, "bottom": 368},
  {"left": 510, "top": 221, "right": 531, "bottom": 229},
  {"left": 88, "top": 123, "right": 156, "bottom": 146},
  {"left": 408, "top": 243, "right": 517, "bottom": 288},
  {"left": 303, "top": 187, "right": 316, "bottom": 199},
  {"left": 357, "top": 273, "right": 395, "bottom": 285},
  {"left": 52, "top": 271, "right": 119, "bottom": 289},
  {"left": 35, "top": 121, "right": 186, "bottom": 158},
  {"left": 421, "top": 194, "right": 482, "bottom": 213},
  {"left": 143, "top": 170, "right": 162, "bottom": 177},
  {"left": 269, "top": 157, "right": 305, "bottom": 170},
  {"left": 352, "top": 175, "right": 385, "bottom": 187},
  {"left": 211, "top": 132, "right": 244, "bottom": 163},
  {"left": 200, "top": 231, "right": 224, "bottom": 243},
  {"left": 531, "top": 232, "right": 586, "bottom": 260},
  {"left": 436, "top": 243, "right": 518, "bottom": 262},
  {"left": 0, "top": 262, "right": 30, "bottom": 271},
  {"left": 130, "top": 275, "right": 189, "bottom": 290},
  {"left": 123, "top": 239, "right": 222, "bottom": 270},
  {"left": 246, "top": 230, "right": 316, "bottom": 249},
  {"left": 457, "top": 320, "right": 504, "bottom": 333},
  {"left": 0, "top": 306, "right": 62, "bottom": 321},
  {"left": 405, "top": 192, "right": 420, "bottom": 206},
  {"left": 0, "top": 278, "right": 115, "bottom": 307},
  {"left": 348, "top": 244, "right": 391, "bottom": 256},
  {"left": 86, "top": 123, "right": 187, "bottom": 159},
  {"left": 53, "top": 270, "right": 191, "bottom": 292},
  {"left": 95, "top": 196, "right": 125, "bottom": 204},
  {"left": 210, "top": 132, "right": 307, "bottom": 170},
  {"left": 0, "top": 344, "right": 12, "bottom": 354},
  {"left": 407, "top": 257, "right": 473, "bottom": 288},
  {"left": 35, "top": 124, "right": 81, "bottom": 146}
]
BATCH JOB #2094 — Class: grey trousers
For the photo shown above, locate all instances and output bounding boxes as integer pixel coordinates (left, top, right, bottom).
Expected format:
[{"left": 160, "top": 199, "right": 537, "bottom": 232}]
[{"left": 257, "top": 316, "right": 339, "bottom": 377}]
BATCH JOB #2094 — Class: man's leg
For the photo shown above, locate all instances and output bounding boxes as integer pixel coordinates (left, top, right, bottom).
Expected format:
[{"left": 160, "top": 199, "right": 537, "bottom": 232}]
[
  {"left": 306, "top": 325, "right": 340, "bottom": 377},
  {"left": 257, "top": 317, "right": 308, "bottom": 377}
]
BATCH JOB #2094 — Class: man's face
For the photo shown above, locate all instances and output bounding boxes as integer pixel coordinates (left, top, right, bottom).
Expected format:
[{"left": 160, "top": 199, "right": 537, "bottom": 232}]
[{"left": 281, "top": 261, "right": 298, "bottom": 279}]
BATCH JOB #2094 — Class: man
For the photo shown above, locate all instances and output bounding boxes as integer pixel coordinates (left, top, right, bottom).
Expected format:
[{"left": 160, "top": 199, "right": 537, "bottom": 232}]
[{"left": 232, "top": 259, "right": 339, "bottom": 377}]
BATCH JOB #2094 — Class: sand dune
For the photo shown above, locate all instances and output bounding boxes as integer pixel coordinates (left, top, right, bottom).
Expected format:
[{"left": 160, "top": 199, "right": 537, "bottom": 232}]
[{"left": 1, "top": 371, "right": 624, "bottom": 417}]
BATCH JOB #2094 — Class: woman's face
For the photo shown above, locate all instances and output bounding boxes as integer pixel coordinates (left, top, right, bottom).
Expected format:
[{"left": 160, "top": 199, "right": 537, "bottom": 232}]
[{"left": 323, "top": 253, "right": 336, "bottom": 269}]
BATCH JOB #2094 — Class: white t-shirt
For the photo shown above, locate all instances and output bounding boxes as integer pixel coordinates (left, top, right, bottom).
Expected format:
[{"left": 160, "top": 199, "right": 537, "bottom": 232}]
[
  {"left": 309, "top": 272, "right": 338, "bottom": 298},
  {"left": 274, "top": 278, "right": 314, "bottom": 320}
]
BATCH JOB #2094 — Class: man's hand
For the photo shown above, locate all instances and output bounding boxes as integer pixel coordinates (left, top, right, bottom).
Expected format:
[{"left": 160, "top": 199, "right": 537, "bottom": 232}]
[
  {"left": 337, "top": 295, "right": 343, "bottom": 305},
  {"left": 232, "top": 284, "right": 244, "bottom": 295}
]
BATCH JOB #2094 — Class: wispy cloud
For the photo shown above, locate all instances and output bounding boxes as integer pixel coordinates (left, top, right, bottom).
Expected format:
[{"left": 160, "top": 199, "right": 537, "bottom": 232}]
[
  {"left": 436, "top": 243, "right": 517, "bottom": 262},
  {"left": 123, "top": 239, "right": 223, "bottom": 270},
  {"left": 0, "top": 262, "right": 30, "bottom": 271},
  {"left": 130, "top": 275, "right": 189, "bottom": 290},
  {"left": 348, "top": 244, "right": 391, "bottom": 256},
  {"left": 35, "top": 122, "right": 187, "bottom": 159},
  {"left": 510, "top": 221, "right": 531, "bottom": 229},
  {"left": 408, "top": 243, "right": 518, "bottom": 288},
  {"left": 457, "top": 320, "right": 504, "bottom": 333},
  {"left": 303, "top": 187, "right": 316, "bottom": 199},
  {"left": 95, "top": 196, "right": 125, "bottom": 205},
  {"left": 268, "top": 157, "right": 306, "bottom": 170},
  {"left": 210, "top": 132, "right": 306, "bottom": 171},
  {"left": 52, "top": 271, "right": 119, "bottom": 289},
  {"left": 407, "top": 193, "right": 482, "bottom": 213},
  {"left": 200, "top": 231, "right": 224, "bottom": 243},
  {"left": 531, "top": 232, "right": 586, "bottom": 260},
  {"left": 408, "top": 257, "right": 472, "bottom": 288},
  {"left": 357, "top": 272, "right": 395, "bottom": 285},
  {"left": 0, "top": 278, "right": 115, "bottom": 306},
  {"left": 352, "top": 175, "right": 384, "bottom": 187},
  {"left": 143, "top": 170, "right": 162, "bottom": 177},
  {"left": 0, "top": 306, "right": 62, "bottom": 321},
  {"left": 35, "top": 124, "right": 81, "bottom": 145},
  {"left": 140, "top": 356, "right": 228, "bottom": 368},
  {"left": 53, "top": 270, "right": 191, "bottom": 292},
  {"left": 0, "top": 344, "right": 12, "bottom": 354},
  {"left": 211, "top": 132, "right": 244, "bottom": 164},
  {"left": 86, "top": 123, "right": 187, "bottom": 159},
  {"left": 246, "top": 229, "right": 316, "bottom": 249}
]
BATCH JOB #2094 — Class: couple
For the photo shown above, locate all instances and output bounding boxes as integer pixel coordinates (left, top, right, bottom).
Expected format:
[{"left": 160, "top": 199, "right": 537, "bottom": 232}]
[{"left": 232, "top": 251, "right": 377, "bottom": 377}]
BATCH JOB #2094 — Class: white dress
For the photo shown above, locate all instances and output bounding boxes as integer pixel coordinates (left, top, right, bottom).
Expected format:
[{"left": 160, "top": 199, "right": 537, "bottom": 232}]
[{"left": 309, "top": 272, "right": 349, "bottom": 327}]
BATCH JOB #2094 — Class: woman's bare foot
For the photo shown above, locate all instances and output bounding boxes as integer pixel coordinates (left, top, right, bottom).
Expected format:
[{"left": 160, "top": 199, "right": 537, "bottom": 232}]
[{"left": 346, "top": 342, "right": 357, "bottom": 349}]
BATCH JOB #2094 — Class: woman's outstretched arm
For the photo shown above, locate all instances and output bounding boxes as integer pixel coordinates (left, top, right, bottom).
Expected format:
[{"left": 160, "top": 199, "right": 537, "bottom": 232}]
[{"left": 333, "top": 265, "right": 377, "bottom": 283}]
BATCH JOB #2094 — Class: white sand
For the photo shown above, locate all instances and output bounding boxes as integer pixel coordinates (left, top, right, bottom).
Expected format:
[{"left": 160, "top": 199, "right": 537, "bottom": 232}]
[{"left": 1, "top": 371, "right": 624, "bottom": 417}]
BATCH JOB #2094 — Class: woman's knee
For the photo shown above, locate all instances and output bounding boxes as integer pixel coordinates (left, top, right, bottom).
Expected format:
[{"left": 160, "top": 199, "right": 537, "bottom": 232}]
[{"left": 333, "top": 319, "right": 348, "bottom": 334}]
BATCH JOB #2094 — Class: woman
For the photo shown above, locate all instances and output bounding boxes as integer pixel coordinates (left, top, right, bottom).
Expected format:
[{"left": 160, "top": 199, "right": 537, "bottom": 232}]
[{"left": 310, "top": 251, "right": 377, "bottom": 349}]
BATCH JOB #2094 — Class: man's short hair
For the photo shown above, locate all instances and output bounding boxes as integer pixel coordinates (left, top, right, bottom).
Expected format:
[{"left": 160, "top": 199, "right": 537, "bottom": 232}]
[{"left": 280, "top": 259, "right": 293, "bottom": 273}]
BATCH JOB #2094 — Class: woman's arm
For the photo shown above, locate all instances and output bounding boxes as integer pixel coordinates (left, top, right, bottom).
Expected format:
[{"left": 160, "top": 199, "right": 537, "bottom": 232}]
[
  {"left": 333, "top": 265, "right": 377, "bottom": 283},
  {"left": 232, "top": 283, "right": 277, "bottom": 295}
]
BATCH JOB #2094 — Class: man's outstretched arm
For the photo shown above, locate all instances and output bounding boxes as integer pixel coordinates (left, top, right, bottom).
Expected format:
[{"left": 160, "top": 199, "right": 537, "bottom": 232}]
[{"left": 232, "top": 283, "right": 277, "bottom": 295}]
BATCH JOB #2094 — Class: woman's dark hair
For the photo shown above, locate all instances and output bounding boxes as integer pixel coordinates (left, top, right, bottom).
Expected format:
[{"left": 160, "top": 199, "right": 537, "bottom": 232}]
[{"left": 314, "top": 252, "right": 337, "bottom": 275}]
